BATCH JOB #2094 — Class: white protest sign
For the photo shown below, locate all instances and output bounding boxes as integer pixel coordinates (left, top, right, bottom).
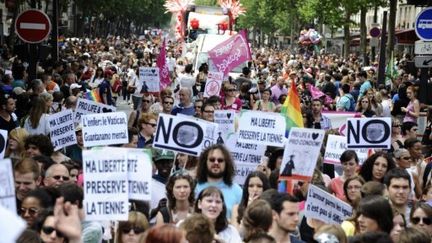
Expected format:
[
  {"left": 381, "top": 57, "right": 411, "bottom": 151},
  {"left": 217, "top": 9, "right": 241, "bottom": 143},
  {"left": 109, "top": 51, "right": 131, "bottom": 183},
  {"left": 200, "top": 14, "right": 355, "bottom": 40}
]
[
  {"left": 0, "top": 130, "right": 7, "bottom": 159},
  {"left": 0, "top": 204, "right": 26, "bottom": 243},
  {"left": 139, "top": 67, "right": 160, "bottom": 93},
  {"left": 154, "top": 113, "right": 216, "bottom": 156},
  {"left": 226, "top": 133, "right": 266, "bottom": 185},
  {"left": 126, "top": 149, "right": 152, "bottom": 201},
  {"left": 324, "top": 135, "right": 368, "bottom": 165},
  {"left": 0, "top": 159, "right": 16, "bottom": 212},
  {"left": 323, "top": 111, "right": 359, "bottom": 136},
  {"left": 280, "top": 128, "right": 325, "bottom": 180},
  {"left": 82, "top": 112, "right": 128, "bottom": 147},
  {"left": 48, "top": 109, "right": 77, "bottom": 151},
  {"left": 83, "top": 148, "right": 129, "bottom": 221},
  {"left": 176, "top": 113, "right": 219, "bottom": 152},
  {"left": 214, "top": 110, "right": 236, "bottom": 139},
  {"left": 204, "top": 71, "right": 224, "bottom": 98},
  {"left": 347, "top": 117, "right": 391, "bottom": 149},
  {"left": 74, "top": 98, "right": 116, "bottom": 126},
  {"left": 304, "top": 184, "right": 352, "bottom": 224},
  {"left": 237, "top": 110, "right": 286, "bottom": 147}
]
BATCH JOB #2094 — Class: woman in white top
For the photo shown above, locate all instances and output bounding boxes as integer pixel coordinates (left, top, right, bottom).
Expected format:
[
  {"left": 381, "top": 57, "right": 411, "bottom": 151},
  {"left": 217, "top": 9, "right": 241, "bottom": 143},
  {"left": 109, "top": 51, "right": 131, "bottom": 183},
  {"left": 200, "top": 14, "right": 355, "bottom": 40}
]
[
  {"left": 195, "top": 186, "right": 241, "bottom": 243},
  {"left": 89, "top": 67, "right": 104, "bottom": 89},
  {"left": 23, "top": 95, "right": 50, "bottom": 136}
]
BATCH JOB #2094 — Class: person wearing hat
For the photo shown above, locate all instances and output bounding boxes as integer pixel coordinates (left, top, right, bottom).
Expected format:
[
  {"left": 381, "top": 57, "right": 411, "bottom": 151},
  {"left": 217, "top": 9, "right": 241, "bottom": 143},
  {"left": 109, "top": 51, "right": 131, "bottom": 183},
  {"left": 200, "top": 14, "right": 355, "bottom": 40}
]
[
  {"left": 98, "top": 69, "right": 114, "bottom": 105},
  {"left": 69, "top": 83, "right": 82, "bottom": 97},
  {"left": 65, "top": 125, "right": 83, "bottom": 164},
  {"left": 150, "top": 149, "right": 175, "bottom": 221}
]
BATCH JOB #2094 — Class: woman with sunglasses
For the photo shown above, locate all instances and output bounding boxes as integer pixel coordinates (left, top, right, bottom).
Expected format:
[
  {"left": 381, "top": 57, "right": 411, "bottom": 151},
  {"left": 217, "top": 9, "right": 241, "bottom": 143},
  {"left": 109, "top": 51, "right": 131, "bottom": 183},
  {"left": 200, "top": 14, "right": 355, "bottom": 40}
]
[
  {"left": 410, "top": 201, "right": 432, "bottom": 237},
  {"left": 356, "top": 96, "right": 375, "bottom": 118},
  {"left": 136, "top": 113, "right": 157, "bottom": 148},
  {"left": 194, "top": 186, "right": 241, "bottom": 243},
  {"left": 32, "top": 209, "right": 65, "bottom": 243},
  {"left": 21, "top": 188, "right": 55, "bottom": 227},
  {"left": 115, "top": 211, "right": 150, "bottom": 243},
  {"left": 221, "top": 84, "right": 242, "bottom": 111},
  {"left": 155, "top": 173, "right": 195, "bottom": 225}
]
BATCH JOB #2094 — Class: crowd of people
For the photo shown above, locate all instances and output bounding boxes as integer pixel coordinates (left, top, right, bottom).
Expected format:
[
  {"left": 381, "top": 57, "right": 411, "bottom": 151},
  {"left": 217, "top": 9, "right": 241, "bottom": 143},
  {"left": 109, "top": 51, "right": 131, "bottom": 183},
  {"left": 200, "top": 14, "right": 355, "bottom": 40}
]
[{"left": 1, "top": 34, "right": 432, "bottom": 243}]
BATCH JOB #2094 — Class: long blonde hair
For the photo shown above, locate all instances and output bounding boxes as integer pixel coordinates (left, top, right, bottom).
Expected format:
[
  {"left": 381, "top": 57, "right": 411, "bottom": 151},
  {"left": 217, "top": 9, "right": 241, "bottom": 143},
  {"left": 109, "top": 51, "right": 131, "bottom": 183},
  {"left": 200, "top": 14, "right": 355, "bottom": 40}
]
[{"left": 7, "top": 128, "right": 29, "bottom": 158}]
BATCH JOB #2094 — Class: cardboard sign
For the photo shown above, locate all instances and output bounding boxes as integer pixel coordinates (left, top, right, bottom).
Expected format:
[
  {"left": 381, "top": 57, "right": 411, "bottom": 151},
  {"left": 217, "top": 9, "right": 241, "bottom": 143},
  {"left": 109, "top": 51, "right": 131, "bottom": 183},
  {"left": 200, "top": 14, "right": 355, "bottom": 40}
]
[
  {"left": 323, "top": 111, "right": 359, "bottom": 136},
  {"left": 280, "top": 128, "right": 325, "bottom": 180},
  {"left": 127, "top": 149, "right": 152, "bottom": 201},
  {"left": 82, "top": 112, "right": 129, "bottom": 147},
  {"left": 203, "top": 71, "right": 224, "bottom": 98},
  {"left": 234, "top": 162, "right": 257, "bottom": 186},
  {"left": 83, "top": 148, "right": 129, "bottom": 221},
  {"left": 48, "top": 109, "right": 77, "bottom": 151},
  {"left": 237, "top": 110, "right": 286, "bottom": 147},
  {"left": 139, "top": 67, "right": 160, "bottom": 93},
  {"left": 347, "top": 117, "right": 391, "bottom": 149},
  {"left": 324, "top": 135, "right": 369, "bottom": 165},
  {"left": 0, "top": 205, "right": 26, "bottom": 243},
  {"left": 74, "top": 98, "right": 116, "bottom": 126},
  {"left": 154, "top": 113, "right": 216, "bottom": 156},
  {"left": 0, "top": 159, "right": 16, "bottom": 212},
  {"left": 0, "top": 130, "right": 7, "bottom": 159},
  {"left": 304, "top": 185, "right": 352, "bottom": 224}
]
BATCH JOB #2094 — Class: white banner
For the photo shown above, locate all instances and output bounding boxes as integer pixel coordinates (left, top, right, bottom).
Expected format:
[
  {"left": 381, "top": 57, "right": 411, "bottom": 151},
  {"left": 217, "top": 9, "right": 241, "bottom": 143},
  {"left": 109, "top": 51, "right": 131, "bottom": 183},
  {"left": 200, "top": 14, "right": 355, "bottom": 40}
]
[
  {"left": 280, "top": 128, "right": 325, "bottom": 179},
  {"left": 74, "top": 98, "right": 116, "bottom": 126},
  {"left": 139, "top": 67, "right": 160, "bottom": 93},
  {"left": 0, "top": 159, "right": 16, "bottom": 212},
  {"left": 304, "top": 184, "right": 352, "bottom": 224},
  {"left": 154, "top": 113, "right": 216, "bottom": 156},
  {"left": 324, "top": 135, "right": 368, "bottom": 165},
  {"left": 0, "top": 205, "right": 26, "bottom": 243},
  {"left": 237, "top": 110, "right": 286, "bottom": 147},
  {"left": 82, "top": 112, "right": 128, "bottom": 147},
  {"left": 48, "top": 109, "right": 77, "bottom": 151},
  {"left": 127, "top": 149, "right": 152, "bottom": 201},
  {"left": 83, "top": 148, "right": 129, "bottom": 221},
  {"left": 204, "top": 71, "right": 224, "bottom": 98},
  {"left": 347, "top": 117, "right": 391, "bottom": 149}
]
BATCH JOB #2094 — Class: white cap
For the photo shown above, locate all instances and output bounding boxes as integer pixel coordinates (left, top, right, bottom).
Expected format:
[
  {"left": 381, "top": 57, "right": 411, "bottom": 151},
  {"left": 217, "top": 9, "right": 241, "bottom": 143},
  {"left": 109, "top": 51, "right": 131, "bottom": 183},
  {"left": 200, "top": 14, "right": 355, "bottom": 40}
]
[{"left": 70, "top": 83, "right": 82, "bottom": 90}]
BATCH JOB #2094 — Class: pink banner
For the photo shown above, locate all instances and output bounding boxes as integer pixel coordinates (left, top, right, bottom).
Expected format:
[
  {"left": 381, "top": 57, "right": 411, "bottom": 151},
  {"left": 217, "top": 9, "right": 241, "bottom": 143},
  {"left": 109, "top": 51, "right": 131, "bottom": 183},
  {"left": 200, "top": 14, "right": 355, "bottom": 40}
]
[
  {"left": 157, "top": 39, "right": 171, "bottom": 90},
  {"left": 208, "top": 30, "right": 251, "bottom": 77}
]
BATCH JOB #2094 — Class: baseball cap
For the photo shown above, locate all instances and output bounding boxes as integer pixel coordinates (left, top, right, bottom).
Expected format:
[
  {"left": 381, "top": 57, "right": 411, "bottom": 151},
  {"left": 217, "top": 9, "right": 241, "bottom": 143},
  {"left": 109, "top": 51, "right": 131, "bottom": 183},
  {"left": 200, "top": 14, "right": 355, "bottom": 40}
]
[
  {"left": 70, "top": 83, "right": 82, "bottom": 90},
  {"left": 153, "top": 149, "right": 175, "bottom": 162}
]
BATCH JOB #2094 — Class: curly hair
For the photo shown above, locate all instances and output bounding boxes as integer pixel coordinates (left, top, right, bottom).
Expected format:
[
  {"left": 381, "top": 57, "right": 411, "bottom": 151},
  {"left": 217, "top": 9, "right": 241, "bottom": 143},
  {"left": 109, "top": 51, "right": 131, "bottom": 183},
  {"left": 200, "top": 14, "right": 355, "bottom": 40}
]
[
  {"left": 165, "top": 173, "right": 195, "bottom": 211},
  {"left": 24, "top": 135, "right": 54, "bottom": 157},
  {"left": 358, "top": 151, "right": 396, "bottom": 182},
  {"left": 196, "top": 144, "right": 235, "bottom": 185}
]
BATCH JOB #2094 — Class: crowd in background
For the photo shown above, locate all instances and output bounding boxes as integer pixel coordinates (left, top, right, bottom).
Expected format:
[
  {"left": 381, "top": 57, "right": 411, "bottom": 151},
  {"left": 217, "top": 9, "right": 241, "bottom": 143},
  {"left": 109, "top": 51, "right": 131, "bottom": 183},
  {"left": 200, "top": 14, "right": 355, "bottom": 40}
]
[{"left": 1, "top": 34, "right": 432, "bottom": 243}]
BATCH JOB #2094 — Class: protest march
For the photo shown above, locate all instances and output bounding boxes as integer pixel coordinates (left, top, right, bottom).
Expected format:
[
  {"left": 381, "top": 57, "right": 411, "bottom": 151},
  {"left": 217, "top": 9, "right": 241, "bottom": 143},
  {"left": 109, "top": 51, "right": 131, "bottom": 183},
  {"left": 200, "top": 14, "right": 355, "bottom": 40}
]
[{"left": 1, "top": 1, "right": 432, "bottom": 243}]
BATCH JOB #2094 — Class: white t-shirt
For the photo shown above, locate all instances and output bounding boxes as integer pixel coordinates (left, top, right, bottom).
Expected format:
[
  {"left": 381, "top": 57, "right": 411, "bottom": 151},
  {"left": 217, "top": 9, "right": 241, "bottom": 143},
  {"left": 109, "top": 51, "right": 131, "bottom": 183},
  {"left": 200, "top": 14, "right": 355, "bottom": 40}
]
[
  {"left": 24, "top": 113, "right": 50, "bottom": 136},
  {"left": 218, "top": 225, "right": 242, "bottom": 243}
]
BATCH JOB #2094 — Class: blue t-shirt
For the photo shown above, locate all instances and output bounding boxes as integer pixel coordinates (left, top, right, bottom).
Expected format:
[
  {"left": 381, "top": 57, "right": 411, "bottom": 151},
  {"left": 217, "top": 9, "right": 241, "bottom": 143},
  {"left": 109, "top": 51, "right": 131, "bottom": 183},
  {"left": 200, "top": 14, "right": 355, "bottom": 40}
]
[
  {"left": 195, "top": 181, "right": 242, "bottom": 219},
  {"left": 359, "top": 80, "right": 372, "bottom": 97},
  {"left": 171, "top": 104, "right": 195, "bottom": 116}
]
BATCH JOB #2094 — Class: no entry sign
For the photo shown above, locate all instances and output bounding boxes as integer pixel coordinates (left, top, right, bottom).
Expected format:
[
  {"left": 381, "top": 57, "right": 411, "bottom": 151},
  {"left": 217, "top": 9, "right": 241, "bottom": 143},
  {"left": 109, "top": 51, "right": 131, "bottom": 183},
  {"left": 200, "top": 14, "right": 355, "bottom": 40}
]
[{"left": 15, "top": 9, "right": 51, "bottom": 43}]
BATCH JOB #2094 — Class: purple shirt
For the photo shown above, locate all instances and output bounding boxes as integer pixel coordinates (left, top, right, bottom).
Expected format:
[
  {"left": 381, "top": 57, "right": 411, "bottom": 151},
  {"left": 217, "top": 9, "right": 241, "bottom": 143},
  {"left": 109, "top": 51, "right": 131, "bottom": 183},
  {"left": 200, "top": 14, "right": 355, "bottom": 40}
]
[{"left": 271, "top": 84, "right": 288, "bottom": 105}]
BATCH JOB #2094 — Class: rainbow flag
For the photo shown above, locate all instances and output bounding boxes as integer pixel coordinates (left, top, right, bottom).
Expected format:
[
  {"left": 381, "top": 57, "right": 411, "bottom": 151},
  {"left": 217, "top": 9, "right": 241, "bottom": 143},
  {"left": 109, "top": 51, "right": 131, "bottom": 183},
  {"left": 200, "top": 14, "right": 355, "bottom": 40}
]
[
  {"left": 280, "top": 80, "right": 304, "bottom": 135},
  {"left": 84, "top": 89, "right": 102, "bottom": 103}
]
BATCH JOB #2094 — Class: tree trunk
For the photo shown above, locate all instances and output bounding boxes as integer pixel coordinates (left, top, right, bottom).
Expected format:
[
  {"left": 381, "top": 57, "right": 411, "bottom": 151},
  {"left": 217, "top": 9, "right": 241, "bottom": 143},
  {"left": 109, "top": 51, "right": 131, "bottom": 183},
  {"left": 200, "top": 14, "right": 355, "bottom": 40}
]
[
  {"left": 343, "top": 10, "right": 351, "bottom": 59},
  {"left": 387, "top": 0, "right": 397, "bottom": 60},
  {"left": 360, "top": 6, "right": 368, "bottom": 65}
]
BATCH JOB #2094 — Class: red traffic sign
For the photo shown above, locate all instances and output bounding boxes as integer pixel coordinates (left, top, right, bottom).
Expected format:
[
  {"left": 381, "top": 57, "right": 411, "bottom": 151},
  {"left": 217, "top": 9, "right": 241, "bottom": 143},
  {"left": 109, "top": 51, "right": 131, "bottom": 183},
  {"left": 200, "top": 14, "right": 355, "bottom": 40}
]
[{"left": 15, "top": 9, "right": 51, "bottom": 43}]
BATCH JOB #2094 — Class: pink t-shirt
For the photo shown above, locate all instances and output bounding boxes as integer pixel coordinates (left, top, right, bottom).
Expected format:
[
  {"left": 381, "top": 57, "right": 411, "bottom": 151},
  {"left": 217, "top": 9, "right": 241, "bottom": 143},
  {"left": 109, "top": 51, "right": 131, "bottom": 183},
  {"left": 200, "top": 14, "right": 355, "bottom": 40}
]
[{"left": 329, "top": 177, "right": 346, "bottom": 201}]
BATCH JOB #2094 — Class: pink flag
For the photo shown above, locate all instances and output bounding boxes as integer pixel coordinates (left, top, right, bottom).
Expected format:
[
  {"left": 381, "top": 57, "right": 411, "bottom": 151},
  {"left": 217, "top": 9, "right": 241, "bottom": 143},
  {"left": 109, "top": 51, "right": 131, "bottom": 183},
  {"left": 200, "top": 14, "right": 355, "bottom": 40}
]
[
  {"left": 208, "top": 30, "right": 251, "bottom": 77},
  {"left": 307, "top": 84, "right": 333, "bottom": 105},
  {"left": 156, "top": 39, "right": 171, "bottom": 90}
]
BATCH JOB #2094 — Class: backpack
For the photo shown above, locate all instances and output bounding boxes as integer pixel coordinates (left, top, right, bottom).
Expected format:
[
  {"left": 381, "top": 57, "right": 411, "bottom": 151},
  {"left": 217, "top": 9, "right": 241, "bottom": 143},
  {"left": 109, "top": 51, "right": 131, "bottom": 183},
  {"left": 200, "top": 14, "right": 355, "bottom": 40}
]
[
  {"left": 346, "top": 94, "right": 356, "bottom": 112},
  {"left": 112, "top": 78, "right": 122, "bottom": 93}
]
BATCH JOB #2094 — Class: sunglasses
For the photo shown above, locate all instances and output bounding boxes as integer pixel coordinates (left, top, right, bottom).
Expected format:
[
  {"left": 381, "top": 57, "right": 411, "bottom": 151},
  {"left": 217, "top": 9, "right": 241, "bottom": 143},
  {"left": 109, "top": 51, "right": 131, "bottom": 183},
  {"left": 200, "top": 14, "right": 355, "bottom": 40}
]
[
  {"left": 401, "top": 157, "right": 411, "bottom": 160},
  {"left": 20, "top": 207, "right": 39, "bottom": 216},
  {"left": 52, "top": 175, "right": 70, "bottom": 181},
  {"left": 203, "top": 110, "right": 214, "bottom": 113},
  {"left": 164, "top": 102, "right": 174, "bottom": 105},
  {"left": 121, "top": 226, "right": 145, "bottom": 234},
  {"left": 42, "top": 226, "right": 64, "bottom": 238},
  {"left": 142, "top": 100, "right": 151, "bottom": 103},
  {"left": 208, "top": 157, "right": 225, "bottom": 163},
  {"left": 392, "top": 124, "right": 400, "bottom": 127},
  {"left": 361, "top": 101, "right": 369, "bottom": 103},
  {"left": 226, "top": 89, "right": 236, "bottom": 92},
  {"left": 411, "top": 217, "right": 432, "bottom": 225},
  {"left": 145, "top": 122, "right": 157, "bottom": 127}
]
